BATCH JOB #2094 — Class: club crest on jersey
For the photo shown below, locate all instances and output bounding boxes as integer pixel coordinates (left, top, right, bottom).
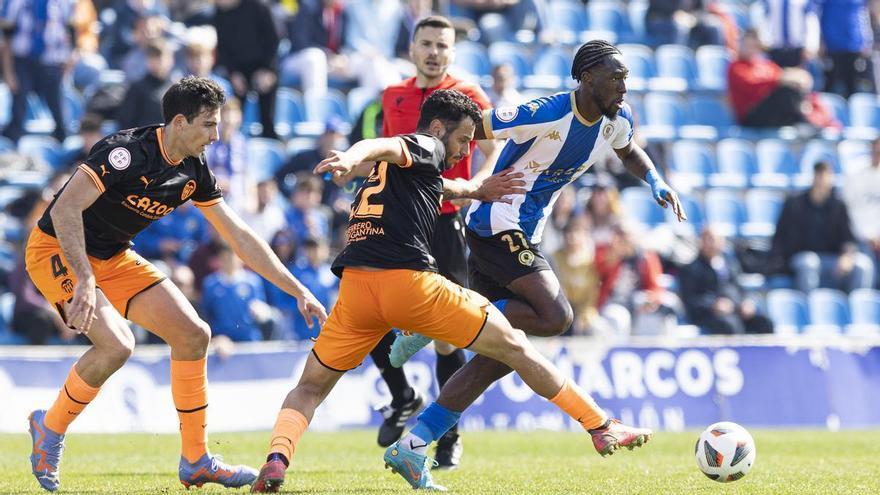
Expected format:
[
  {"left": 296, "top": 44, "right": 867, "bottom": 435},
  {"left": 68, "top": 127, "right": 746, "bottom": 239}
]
[
  {"left": 109, "top": 147, "right": 131, "bottom": 170},
  {"left": 496, "top": 106, "right": 518, "bottom": 122},
  {"left": 602, "top": 123, "right": 614, "bottom": 139},
  {"left": 518, "top": 250, "right": 535, "bottom": 266},
  {"left": 181, "top": 180, "right": 197, "bottom": 200},
  {"left": 61, "top": 278, "right": 74, "bottom": 294}
]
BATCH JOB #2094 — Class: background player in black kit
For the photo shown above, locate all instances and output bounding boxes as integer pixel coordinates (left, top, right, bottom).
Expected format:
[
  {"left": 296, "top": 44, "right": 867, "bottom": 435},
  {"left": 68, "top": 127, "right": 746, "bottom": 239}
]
[{"left": 24, "top": 76, "right": 327, "bottom": 492}]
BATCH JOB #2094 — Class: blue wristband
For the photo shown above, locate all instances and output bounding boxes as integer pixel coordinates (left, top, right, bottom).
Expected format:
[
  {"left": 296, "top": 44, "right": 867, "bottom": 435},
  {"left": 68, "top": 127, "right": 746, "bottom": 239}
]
[
  {"left": 645, "top": 169, "right": 669, "bottom": 202},
  {"left": 645, "top": 169, "right": 662, "bottom": 188}
]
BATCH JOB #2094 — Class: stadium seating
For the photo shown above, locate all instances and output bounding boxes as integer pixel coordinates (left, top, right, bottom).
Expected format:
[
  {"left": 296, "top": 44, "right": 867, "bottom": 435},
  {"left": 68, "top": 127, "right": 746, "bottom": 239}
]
[
  {"left": 847, "top": 92, "right": 880, "bottom": 140},
  {"left": 17, "top": 135, "right": 62, "bottom": 169},
  {"left": 653, "top": 45, "right": 698, "bottom": 91},
  {"left": 247, "top": 138, "right": 287, "bottom": 182},
  {"left": 670, "top": 140, "right": 714, "bottom": 189},
  {"left": 546, "top": 0, "right": 589, "bottom": 44},
  {"left": 695, "top": 45, "right": 731, "bottom": 91},
  {"left": 303, "top": 89, "right": 349, "bottom": 125},
  {"left": 838, "top": 139, "right": 872, "bottom": 174},
  {"left": 667, "top": 194, "right": 704, "bottom": 235},
  {"left": 754, "top": 139, "right": 798, "bottom": 189},
  {"left": 618, "top": 43, "right": 655, "bottom": 91},
  {"left": 818, "top": 92, "right": 849, "bottom": 127},
  {"left": 620, "top": 186, "right": 665, "bottom": 228},
  {"left": 488, "top": 42, "right": 532, "bottom": 79},
  {"left": 274, "top": 89, "right": 305, "bottom": 138},
  {"left": 642, "top": 92, "right": 685, "bottom": 140},
  {"left": 848, "top": 289, "right": 880, "bottom": 336},
  {"left": 741, "top": 188, "right": 784, "bottom": 238},
  {"left": 686, "top": 96, "right": 733, "bottom": 139},
  {"left": 588, "top": 1, "right": 633, "bottom": 40},
  {"left": 523, "top": 48, "right": 572, "bottom": 90},
  {"left": 346, "top": 87, "right": 379, "bottom": 122},
  {"left": 710, "top": 138, "right": 757, "bottom": 188},
  {"left": 704, "top": 188, "right": 746, "bottom": 238},
  {"left": 796, "top": 139, "right": 839, "bottom": 187},
  {"left": 805, "top": 288, "right": 849, "bottom": 335},
  {"left": 452, "top": 41, "right": 491, "bottom": 80},
  {"left": 767, "top": 289, "right": 809, "bottom": 334}
]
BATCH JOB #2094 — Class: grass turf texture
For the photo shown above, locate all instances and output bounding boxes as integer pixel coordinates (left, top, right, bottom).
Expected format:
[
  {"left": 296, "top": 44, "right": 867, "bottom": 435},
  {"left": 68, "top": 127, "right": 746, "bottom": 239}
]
[{"left": 1, "top": 430, "right": 877, "bottom": 494}]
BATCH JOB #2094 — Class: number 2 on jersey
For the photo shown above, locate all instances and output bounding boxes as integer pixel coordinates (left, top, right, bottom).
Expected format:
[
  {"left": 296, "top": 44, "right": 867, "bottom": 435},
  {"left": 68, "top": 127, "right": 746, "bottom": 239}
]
[{"left": 352, "top": 162, "right": 388, "bottom": 218}]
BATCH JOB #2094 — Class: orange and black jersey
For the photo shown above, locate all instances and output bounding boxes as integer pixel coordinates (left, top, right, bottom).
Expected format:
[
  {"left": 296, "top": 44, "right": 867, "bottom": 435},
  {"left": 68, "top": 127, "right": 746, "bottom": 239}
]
[
  {"left": 37, "top": 125, "right": 223, "bottom": 260},
  {"left": 332, "top": 133, "right": 446, "bottom": 276}
]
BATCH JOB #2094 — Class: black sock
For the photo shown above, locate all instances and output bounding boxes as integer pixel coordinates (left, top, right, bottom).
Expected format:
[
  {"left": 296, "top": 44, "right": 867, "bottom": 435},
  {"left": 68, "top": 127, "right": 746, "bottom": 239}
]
[
  {"left": 370, "top": 331, "right": 413, "bottom": 407},
  {"left": 436, "top": 349, "right": 467, "bottom": 389}
]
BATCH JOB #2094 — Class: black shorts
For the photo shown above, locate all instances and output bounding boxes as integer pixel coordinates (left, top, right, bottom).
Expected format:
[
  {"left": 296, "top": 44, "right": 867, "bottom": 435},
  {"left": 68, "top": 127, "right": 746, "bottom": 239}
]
[
  {"left": 466, "top": 228, "right": 551, "bottom": 302},
  {"left": 432, "top": 212, "right": 468, "bottom": 287}
]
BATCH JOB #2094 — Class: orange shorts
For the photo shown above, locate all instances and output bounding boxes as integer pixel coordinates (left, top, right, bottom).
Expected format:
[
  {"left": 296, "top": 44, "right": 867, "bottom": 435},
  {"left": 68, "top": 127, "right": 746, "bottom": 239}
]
[
  {"left": 312, "top": 268, "right": 491, "bottom": 371},
  {"left": 24, "top": 227, "right": 166, "bottom": 320}
]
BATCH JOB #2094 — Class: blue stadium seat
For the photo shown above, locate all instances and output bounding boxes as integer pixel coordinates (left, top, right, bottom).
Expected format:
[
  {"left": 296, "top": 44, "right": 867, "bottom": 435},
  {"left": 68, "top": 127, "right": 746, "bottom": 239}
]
[
  {"left": 838, "top": 139, "right": 872, "bottom": 174},
  {"left": 641, "top": 92, "right": 685, "bottom": 140},
  {"left": 653, "top": 45, "right": 698, "bottom": 90},
  {"left": 618, "top": 44, "right": 655, "bottom": 91},
  {"left": 303, "top": 89, "right": 349, "bottom": 124},
  {"left": 488, "top": 42, "right": 531, "bottom": 79},
  {"left": 806, "top": 288, "right": 849, "bottom": 335},
  {"left": 767, "top": 289, "right": 809, "bottom": 334},
  {"left": 704, "top": 188, "right": 745, "bottom": 237},
  {"left": 546, "top": 0, "right": 589, "bottom": 44},
  {"left": 741, "top": 188, "right": 784, "bottom": 238},
  {"left": 0, "top": 135, "right": 14, "bottom": 153},
  {"left": 523, "top": 48, "right": 571, "bottom": 89},
  {"left": 478, "top": 13, "right": 516, "bottom": 44},
  {"left": 452, "top": 41, "right": 491, "bottom": 79},
  {"left": 621, "top": 186, "right": 665, "bottom": 228},
  {"left": 588, "top": 1, "right": 633, "bottom": 40},
  {"left": 242, "top": 93, "right": 261, "bottom": 136},
  {"left": 0, "top": 83, "right": 10, "bottom": 127},
  {"left": 247, "top": 137, "right": 287, "bottom": 182},
  {"left": 688, "top": 96, "right": 734, "bottom": 128},
  {"left": 670, "top": 140, "right": 714, "bottom": 189},
  {"left": 709, "top": 138, "right": 757, "bottom": 188},
  {"left": 63, "top": 88, "right": 85, "bottom": 133},
  {"left": 754, "top": 139, "right": 798, "bottom": 189},
  {"left": 848, "top": 289, "right": 880, "bottom": 337},
  {"left": 273, "top": 88, "right": 304, "bottom": 138},
  {"left": 796, "top": 140, "right": 839, "bottom": 187},
  {"left": 817, "top": 92, "right": 849, "bottom": 127},
  {"left": 847, "top": 92, "right": 880, "bottom": 140},
  {"left": 18, "top": 135, "right": 62, "bottom": 168},
  {"left": 627, "top": 0, "right": 648, "bottom": 40},
  {"left": 695, "top": 45, "right": 732, "bottom": 91}
]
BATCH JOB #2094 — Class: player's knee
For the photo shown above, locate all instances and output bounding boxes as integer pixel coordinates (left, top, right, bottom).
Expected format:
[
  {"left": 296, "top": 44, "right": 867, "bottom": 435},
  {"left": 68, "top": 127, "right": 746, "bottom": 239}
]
[
  {"left": 496, "top": 328, "right": 529, "bottom": 358},
  {"left": 534, "top": 301, "right": 573, "bottom": 337},
  {"left": 103, "top": 332, "right": 135, "bottom": 368},
  {"left": 182, "top": 319, "right": 211, "bottom": 352}
]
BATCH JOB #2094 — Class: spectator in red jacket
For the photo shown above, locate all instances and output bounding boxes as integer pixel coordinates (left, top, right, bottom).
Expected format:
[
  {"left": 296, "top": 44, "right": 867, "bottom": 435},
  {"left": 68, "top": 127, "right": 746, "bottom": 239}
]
[{"left": 728, "top": 29, "right": 837, "bottom": 129}]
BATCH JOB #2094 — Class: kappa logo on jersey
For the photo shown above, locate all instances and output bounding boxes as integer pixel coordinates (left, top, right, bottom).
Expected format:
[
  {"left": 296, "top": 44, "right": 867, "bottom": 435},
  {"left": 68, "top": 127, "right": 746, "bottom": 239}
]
[
  {"left": 181, "top": 180, "right": 197, "bottom": 200},
  {"left": 525, "top": 160, "right": 546, "bottom": 172},
  {"left": 496, "top": 106, "right": 519, "bottom": 123},
  {"left": 108, "top": 147, "right": 132, "bottom": 170},
  {"left": 99, "top": 164, "right": 110, "bottom": 177},
  {"left": 543, "top": 130, "right": 561, "bottom": 142}
]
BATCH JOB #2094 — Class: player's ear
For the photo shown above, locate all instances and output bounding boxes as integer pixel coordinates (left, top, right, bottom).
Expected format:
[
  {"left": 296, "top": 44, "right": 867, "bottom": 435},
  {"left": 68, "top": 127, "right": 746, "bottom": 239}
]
[
  {"left": 428, "top": 118, "right": 446, "bottom": 139},
  {"left": 171, "top": 114, "right": 188, "bottom": 130}
]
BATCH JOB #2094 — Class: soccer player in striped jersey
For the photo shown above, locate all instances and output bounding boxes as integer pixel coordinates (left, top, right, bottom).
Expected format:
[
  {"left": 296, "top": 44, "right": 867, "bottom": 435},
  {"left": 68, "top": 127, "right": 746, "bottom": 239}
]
[{"left": 388, "top": 40, "right": 686, "bottom": 469}]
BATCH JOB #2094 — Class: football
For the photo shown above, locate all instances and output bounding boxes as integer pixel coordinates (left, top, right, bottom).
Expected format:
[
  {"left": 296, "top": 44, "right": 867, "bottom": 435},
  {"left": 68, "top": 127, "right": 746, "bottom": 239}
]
[{"left": 695, "top": 421, "right": 756, "bottom": 483}]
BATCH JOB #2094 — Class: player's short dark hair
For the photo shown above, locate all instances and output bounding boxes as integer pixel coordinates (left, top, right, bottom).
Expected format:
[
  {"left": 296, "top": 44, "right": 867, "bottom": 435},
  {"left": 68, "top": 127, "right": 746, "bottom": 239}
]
[
  {"left": 412, "top": 15, "right": 454, "bottom": 40},
  {"left": 416, "top": 89, "right": 481, "bottom": 133},
  {"left": 813, "top": 160, "right": 833, "bottom": 173},
  {"left": 161, "top": 75, "right": 226, "bottom": 124},
  {"left": 571, "top": 40, "right": 621, "bottom": 82}
]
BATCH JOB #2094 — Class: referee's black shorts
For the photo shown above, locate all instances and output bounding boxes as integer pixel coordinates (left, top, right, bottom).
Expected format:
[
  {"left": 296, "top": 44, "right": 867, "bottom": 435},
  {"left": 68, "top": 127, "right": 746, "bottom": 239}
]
[{"left": 431, "top": 212, "right": 469, "bottom": 287}]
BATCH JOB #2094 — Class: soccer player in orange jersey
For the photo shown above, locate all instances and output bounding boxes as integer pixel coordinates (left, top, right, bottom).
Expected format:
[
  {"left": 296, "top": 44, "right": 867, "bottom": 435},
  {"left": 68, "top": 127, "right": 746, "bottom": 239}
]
[{"left": 24, "top": 76, "right": 327, "bottom": 492}]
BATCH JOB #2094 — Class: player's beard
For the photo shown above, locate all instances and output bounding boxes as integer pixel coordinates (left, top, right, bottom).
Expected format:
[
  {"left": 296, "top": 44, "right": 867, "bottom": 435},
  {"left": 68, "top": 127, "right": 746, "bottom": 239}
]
[
  {"left": 439, "top": 133, "right": 456, "bottom": 170},
  {"left": 591, "top": 89, "right": 618, "bottom": 119}
]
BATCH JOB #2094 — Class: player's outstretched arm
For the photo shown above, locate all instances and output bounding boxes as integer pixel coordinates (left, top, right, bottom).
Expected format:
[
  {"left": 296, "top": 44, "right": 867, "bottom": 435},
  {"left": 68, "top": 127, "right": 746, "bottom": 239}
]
[
  {"left": 50, "top": 169, "right": 104, "bottom": 333},
  {"left": 314, "top": 137, "right": 408, "bottom": 181},
  {"left": 199, "top": 201, "right": 327, "bottom": 328},
  {"left": 614, "top": 141, "right": 687, "bottom": 222},
  {"left": 442, "top": 168, "right": 526, "bottom": 203}
]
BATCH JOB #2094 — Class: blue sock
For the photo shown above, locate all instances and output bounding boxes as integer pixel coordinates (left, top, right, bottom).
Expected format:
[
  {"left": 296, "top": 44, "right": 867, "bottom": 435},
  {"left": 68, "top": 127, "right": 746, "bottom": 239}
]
[
  {"left": 492, "top": 298, "right": 509, "bottom": 315},
  {"left": 410, "top": 403, "right": 461, "bottom": 443}
]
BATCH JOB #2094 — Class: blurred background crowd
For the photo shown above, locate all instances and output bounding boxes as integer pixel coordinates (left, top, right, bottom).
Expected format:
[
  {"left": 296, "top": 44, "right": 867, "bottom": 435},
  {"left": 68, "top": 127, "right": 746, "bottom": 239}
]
[{"left": 0, "top": 0, "right": 879, "bottom": 347}]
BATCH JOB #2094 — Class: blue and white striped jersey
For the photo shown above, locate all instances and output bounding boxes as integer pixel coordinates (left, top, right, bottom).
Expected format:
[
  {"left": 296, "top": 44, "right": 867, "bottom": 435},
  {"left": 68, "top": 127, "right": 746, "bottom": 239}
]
[
  {"left": 465, "top": 91, "right": 634, "bottom": 244},
  {"left": 1, "top": 0, "right": 74, "bottom": 65}
]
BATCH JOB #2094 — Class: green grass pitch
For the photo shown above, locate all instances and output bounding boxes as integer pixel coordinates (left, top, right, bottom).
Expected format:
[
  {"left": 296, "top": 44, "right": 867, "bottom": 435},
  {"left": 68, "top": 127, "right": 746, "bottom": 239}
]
[{"left": 1, "top": 429, "right": 878, "bottom": 494}]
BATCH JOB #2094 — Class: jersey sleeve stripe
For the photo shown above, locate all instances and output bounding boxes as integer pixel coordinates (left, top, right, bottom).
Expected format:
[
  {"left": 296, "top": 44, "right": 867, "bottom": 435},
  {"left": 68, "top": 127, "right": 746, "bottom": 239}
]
[
  {"left": 77, "top": 163, "right": 105, "bottom": 193},
  {"left": 193, "top": 198, "right": 224, "bottom": 208},
  {"left": 482, "top": 109, "right": 495, "bottom": 140},
  {"left": 397, "top": 136, "right": 413, "bottom": 168}
]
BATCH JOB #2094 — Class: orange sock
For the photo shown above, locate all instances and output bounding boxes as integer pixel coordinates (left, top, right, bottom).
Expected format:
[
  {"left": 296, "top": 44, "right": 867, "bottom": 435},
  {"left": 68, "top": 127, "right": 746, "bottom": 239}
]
[
  {"left": 549, "top": 379, "right": 608, "bottom": 430},
  {"left": 268, "top": 409, "right": 309, "bottom": 462},
  {"left": 44, "top": 366, "right": 100, "bottom": 434},
  {"left": 171, "top": 358, "right": 208, "bottom": 463}
]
